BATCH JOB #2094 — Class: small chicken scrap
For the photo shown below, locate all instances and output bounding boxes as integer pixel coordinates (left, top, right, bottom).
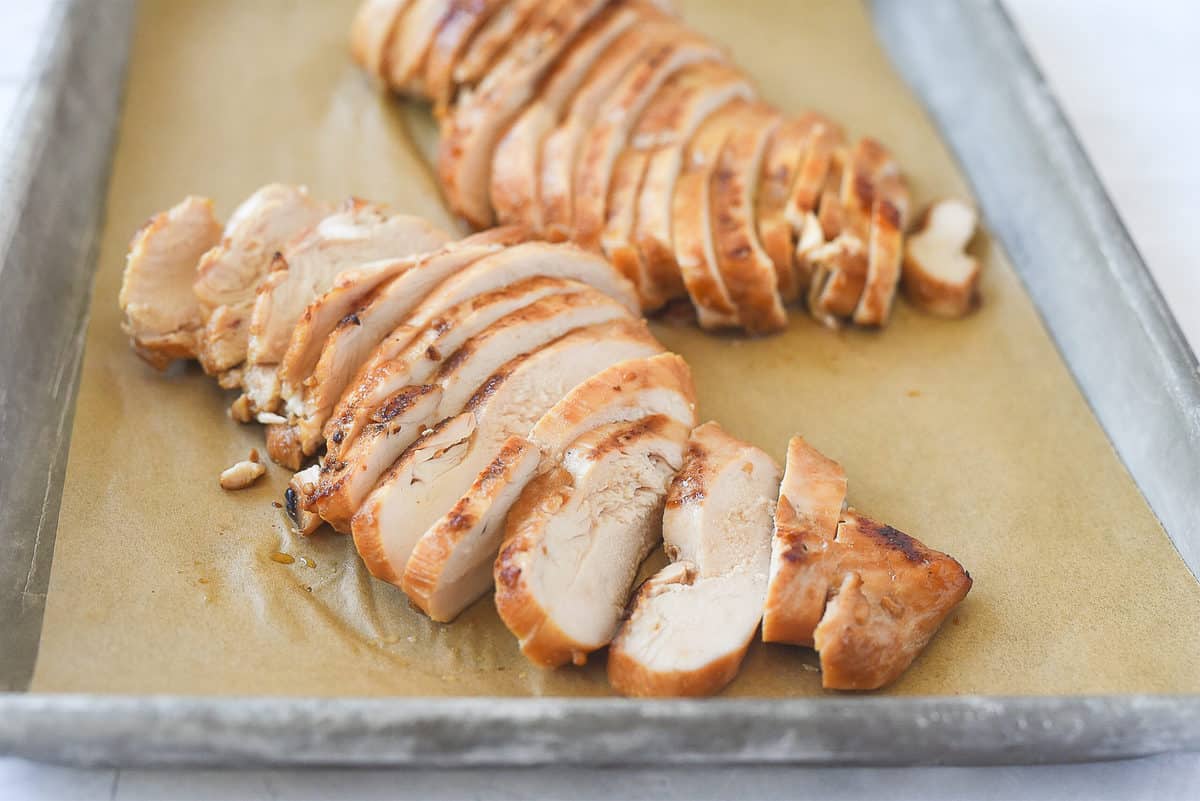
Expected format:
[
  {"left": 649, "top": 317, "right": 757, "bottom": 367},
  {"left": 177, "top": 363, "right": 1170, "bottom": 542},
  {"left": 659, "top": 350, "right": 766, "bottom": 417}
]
[
  {"left": 349, "top": 0, "right": 955, "bottom": 334},
  {"left": 762, "top": 436, "right": 972, "bottom": 690}
]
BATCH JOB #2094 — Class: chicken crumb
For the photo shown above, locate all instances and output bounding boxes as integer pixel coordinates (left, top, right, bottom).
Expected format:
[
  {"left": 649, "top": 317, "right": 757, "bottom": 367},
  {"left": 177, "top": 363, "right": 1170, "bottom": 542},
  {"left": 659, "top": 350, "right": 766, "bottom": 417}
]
[{"left": 220, "top": 459, "right": 266, "bottom": 490}]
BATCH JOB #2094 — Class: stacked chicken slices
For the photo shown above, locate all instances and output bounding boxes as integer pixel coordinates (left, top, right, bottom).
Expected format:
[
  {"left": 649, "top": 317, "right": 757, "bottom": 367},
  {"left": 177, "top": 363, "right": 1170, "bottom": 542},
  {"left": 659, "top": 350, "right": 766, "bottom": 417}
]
[
  {"left": 351, "top": 0, "right": 917, "bottom": 333},
  {"left": 121, "top": 187, "right": 972, "bottom": 695}
]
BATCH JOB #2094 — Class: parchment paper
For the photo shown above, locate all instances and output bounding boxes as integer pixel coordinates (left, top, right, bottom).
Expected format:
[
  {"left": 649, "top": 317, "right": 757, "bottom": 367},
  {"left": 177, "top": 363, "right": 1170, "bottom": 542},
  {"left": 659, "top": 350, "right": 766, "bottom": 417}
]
[{"left": 30, "top": 0, "right": 1200, "bottom": 697}]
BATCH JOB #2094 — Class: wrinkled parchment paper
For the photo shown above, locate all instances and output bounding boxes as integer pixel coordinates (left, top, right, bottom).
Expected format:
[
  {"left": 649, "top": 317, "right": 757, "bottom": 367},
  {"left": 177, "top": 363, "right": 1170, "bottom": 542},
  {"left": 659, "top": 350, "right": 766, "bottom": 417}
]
[{"left": 31, "top": 0, "right": 1200, "bottom": 696}]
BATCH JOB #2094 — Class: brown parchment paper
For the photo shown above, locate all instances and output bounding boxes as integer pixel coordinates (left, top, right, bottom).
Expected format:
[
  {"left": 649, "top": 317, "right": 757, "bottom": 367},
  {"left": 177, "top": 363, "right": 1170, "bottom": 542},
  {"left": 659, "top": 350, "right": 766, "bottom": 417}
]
[{"left": 30, "top": 0, "right": 1200, "bottom": 697}]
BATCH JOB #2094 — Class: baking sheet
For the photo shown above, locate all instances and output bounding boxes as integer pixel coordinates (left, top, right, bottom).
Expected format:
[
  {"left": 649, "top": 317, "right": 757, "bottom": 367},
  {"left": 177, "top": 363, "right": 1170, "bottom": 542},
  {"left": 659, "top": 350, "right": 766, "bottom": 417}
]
[{"left": 29, "top": 0, "right": 1200, "bottom": 698}]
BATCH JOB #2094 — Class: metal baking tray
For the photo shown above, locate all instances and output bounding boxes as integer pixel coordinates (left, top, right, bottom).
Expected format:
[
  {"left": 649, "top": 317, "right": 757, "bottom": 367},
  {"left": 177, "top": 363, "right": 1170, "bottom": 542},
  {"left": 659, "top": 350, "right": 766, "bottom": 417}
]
[{"left": 1, "top": 0, "right": 1197, "bottom": 767}]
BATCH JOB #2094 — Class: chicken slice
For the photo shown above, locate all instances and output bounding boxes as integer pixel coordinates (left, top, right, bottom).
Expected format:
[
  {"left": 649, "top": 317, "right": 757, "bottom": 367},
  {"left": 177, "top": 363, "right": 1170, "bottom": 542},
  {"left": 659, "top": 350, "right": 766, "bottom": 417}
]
[
  {"left": 761, "top": 435, "right": 846, "bottom": 646},
  {"left": 422, "top": 0, "right": 506, "bottom": 110},
  {"left": 119, "top": 196, "right": 222, "bottom": 369},
  {"left": 405, "top": 352, "right": 697, "bottom": 622},
  {"left": 384, "top": 0, "right": 457, "bottom": 96},
  {"left": 349, "top": 0, "right": 412, "bottom": 80},
  {"left": 570, "top": 35, "right": 727, "bottom": 250},
  {"left": 811, "top": 510, "right": 972, "bottom": 690},
  {"left": 494, "top": 415, "right": 689, "bottom": 667},
  {"left": 243, "top": 201, "right": 449, "bottom": 412},
  {"left": 451, "top": 0, "right": 540, "bottom": 90},
  {"left": 762, "top": 437, "right": 972, "bottom": 690},
  {"left": 756, "top": 114, "right": 829, "bottom": 303},
  {"left": 437, "top": 0, "right": 610, "bottom": 227},
  {"left": 327, "top": 276, "right": 586, "bottom": 457},
  {"left": 634, "top": 65, "right": 756, "bottom": 310},
  {"left": 539, "top": 21, "right": 679, "bottom": 239},
  {"left": 490, "top": 3, "right": 647, "bottom": 227},
  {"left": 608, "top": 421, "right": 779, "bottom": 696},
  {"left": 852, "top": 172, "right": 910, "bottom": 326},
  {"left": 670, "top": 102, "right": 745, "bottom": 329},
  {"left": 325, "top": 240, "right": 639, "bottom": 451},
  {"left": 599, "top": 149, "right": 651, "bottom": 296},
  {"left": 785, "top": 122, "right": 842, "bottom": 295},
  {"left": 194, "top": 184, "right": 329, "bottom": 378},
  {"left": 710, "top": 105, "right": 788, "bottom": 335},
  {"left": 901, "top": 198, "right": 981, "bottom": 318},
  {"left": 352, "top": 317, "right": 663, "bottom": 584},
  {"left": 296, "top": 227, "right": 527, "bottom": 455},
  {"left": 313, "top": 287, "right": 630, "bottom": 531}
]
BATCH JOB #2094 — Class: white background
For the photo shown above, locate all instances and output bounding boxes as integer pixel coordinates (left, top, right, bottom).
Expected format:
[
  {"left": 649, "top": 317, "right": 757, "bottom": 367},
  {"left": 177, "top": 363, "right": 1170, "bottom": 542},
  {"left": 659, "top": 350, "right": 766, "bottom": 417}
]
[{"left": 1, "top": 1, "right": 1198, "bottom": 798}]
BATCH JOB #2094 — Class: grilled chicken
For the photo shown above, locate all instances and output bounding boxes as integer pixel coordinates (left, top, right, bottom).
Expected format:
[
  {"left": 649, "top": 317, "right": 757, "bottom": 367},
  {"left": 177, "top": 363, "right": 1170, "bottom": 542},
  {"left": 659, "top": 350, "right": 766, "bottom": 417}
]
[
  {"left": 194, "top": 184, "right": 329, "bottom": 379},
  {"left": 352, "top": 0, "right": 944, "bottom": 333},
  {"left": 762, "top": 436, "right": 972, "bottom": 690},
  {"left": 405, "top": 351, "right": 696, "bottom": 623},
  {"left": 902, "top": 198, "right": 981, "bottom": 318},
  {"left": 608, "top": 421, "right": 779, "bottom": 697},
  {"left": 352, "top": 318, "right": 663, "bottom": 585},
  {"left": 119, "top": 196, "right": 222, "bottom": 369},
  {"left": 495, "top": 414, "right": 690, "bottom": 667}
]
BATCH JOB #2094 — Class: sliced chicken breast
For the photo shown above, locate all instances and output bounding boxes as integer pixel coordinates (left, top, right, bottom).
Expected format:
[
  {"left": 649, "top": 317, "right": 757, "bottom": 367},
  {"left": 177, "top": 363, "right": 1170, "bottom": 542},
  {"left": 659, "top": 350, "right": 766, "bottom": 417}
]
[
  {"left": 539, "top": 21, "right": 677, "bottom": 238},
  {"left": 325, "top": 241, "right": 639, "bottom": 450},
  {"left": 349, "top": 0, "right": 411, "bottom": 80},
  {"left": 710, "top": 105, "right": 788, "bottom": 335},
  {"left": 437, "top": 0, "right": 610, "bottom": 227},
  {"left": 633, "top": 65, "right": 755, "bottom": 309},
  {"left": 671, "top": 102, "right": 744, "bottom": 329},
  {"left": 312, "top": 286, "right": 628, "bottom": 531},
  {"left": 599, "top": 149, "right": 651, "bottom": 295},
  {"left": 405, "top": 352, "right": 697, "bottom": 622},
  {"left": 570, "top": 35, "right": 726, "bottom": 250},
  {"left": 494, "top": 415, "right": 689, "bottom": 667},
  {"left": 785, "top": 122, "right": 841, "bottom": 295},
  {"left": 761, "top": 437, "right": 971, "bottom": 690},
  {"left": 422, "top": 0, "right": 505, "bottom": 110},
  {"left": 194, "top": 184, "right": 329, "bottom": 377},
  {"left": 901, "top": 198, "right": 981, "bottom": 318},
  {"left": 608, "top": 421, "right": 779, "bottom": 697},
  {"left": 119, "top": 196, "right": 222, "bottom": 369},
  {"left": 809, "top": 509, "right": 972, "bottom": 690},
  {"left": 853, "top": 172, "right": 910, "bottom": 327},
  {"left": 353, "top": 317, "right": 663, "bottom": 584},
  {"left": 243, "top": 202, "right": 449, "bottom": 411},
  {"left": 490, "top": 3, "right": 646, "bottom": 227},
  {"left": 384, "top": 0, "right": 454, "bottom": 95},
  {"left": 451, "top": 0, "right": 540, "bottom": 90},
  {"left": 761, "top": 435, "right": 847, "bottom": 646},
  {"left": 299, "top": 228, "right": 527, "bottom": 454}
]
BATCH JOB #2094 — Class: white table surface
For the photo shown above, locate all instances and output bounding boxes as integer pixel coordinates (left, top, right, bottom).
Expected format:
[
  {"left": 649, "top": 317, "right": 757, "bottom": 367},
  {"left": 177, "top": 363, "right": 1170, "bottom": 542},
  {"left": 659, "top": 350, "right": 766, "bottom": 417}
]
[{"left": 1, "top": 1, "right": 1197, "bottom": 798}]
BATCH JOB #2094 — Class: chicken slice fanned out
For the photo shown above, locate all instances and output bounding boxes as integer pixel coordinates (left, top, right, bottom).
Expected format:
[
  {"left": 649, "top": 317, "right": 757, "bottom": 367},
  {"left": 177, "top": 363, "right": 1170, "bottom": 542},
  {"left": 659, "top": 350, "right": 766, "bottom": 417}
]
[
  {"left": 609, "top": 421, "right": 779, "bottom": 697},
  {"left": 495, "top": 415, "right": 689, "bottom": 667},
  {"left": 711, "top": 105, "right": 788, "bottom": 335},
  {"left": 310, "top": 285, "right": 630, "bottom": 532},
  {"left": 243, "top": 201, "right": 449, "bottom": 413},
  {"left": 384, "top": 0, "right": 457, "bottom": 95},
  {"left": 349, "top": 0, "right": 412, "bottom": 80},
  {"left": 405, "top": 352, "right": 697, "bottom": 622},
  {"left": 762, "top": 436, "right": 972, "bottom": 690},
  {"left": 785, "top": 122, "right": 842, "bottom": 295},
  {"left": 119, "top": 196, "right": 222, "bottom": 369},
  {"left": 634, "top": 66, "right": 756, "bottom": 310},
  {"left": 570, "top": 35, "right": 727, "bottom": 250},
  {"left": 194, "top": 185, "right": 329, "bottom": 379},
  {"left": 901, "top": 198, "right": 981, "bottom": 318},
  {"left": 299, "top": 227, "right": 529, "bottom": 456},
  {"left": 325, "top": 240, "right": 639, "bottom": 453},
  {"left": 490, "top": 3, "right": 648, "bottom": 227},
  {"left": 853, "top": 173, "right": 910, "bottom": 326},
  {"left": 451, "top": 0, "right": 540, "bottom": 91},
  {"left": 353, "top": 317, "right": 663, "bottom": 585},
  {"left": 422, "top": 0, "right": 505, "bottom": 110},
  {"left": 672, "top": 103, "right": 745, "bottom": 329},
  {"left": 539, "top": 21, "right": 677, "bottom": 239},
  {"left": 600, "top": 149, "right": 651, "bottom": 294},
  {"left": 438, "top": 0, "right": 611, "bottom": 227}
]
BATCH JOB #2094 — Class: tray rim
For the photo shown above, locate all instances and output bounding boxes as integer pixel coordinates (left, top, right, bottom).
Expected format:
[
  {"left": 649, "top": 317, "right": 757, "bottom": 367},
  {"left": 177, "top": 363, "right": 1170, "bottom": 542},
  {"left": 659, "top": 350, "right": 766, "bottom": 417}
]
[{"left": 0, "top": 0, "right": 1197, "bottom": 768}]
